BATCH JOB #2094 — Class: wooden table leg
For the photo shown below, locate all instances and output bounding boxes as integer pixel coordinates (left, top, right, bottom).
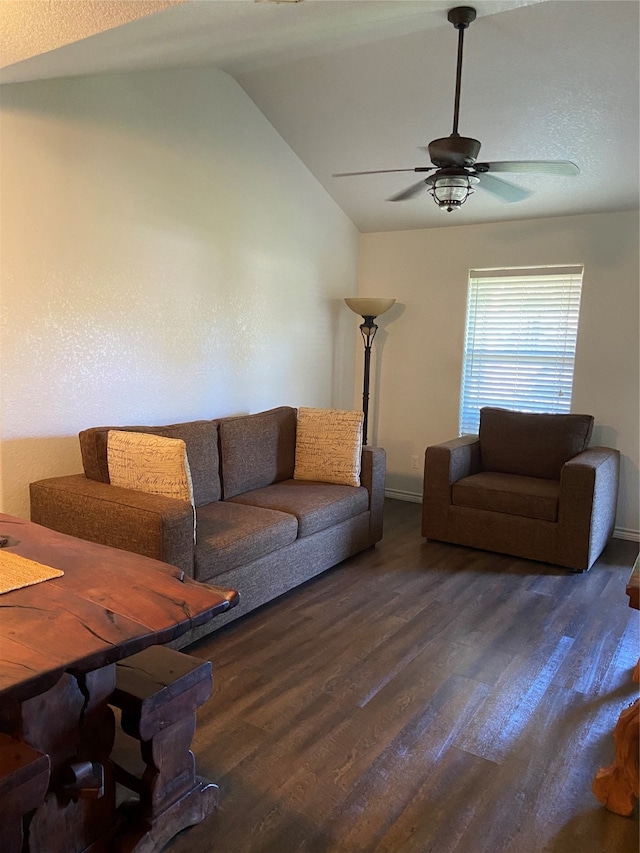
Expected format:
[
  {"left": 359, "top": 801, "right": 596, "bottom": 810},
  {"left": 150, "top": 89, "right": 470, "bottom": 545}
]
[
  {"left": 592, "top": 698, "right": 640, "bottom": 816},
  {"left": 0, "top": 667, "right": 117, "bottom": 853}
]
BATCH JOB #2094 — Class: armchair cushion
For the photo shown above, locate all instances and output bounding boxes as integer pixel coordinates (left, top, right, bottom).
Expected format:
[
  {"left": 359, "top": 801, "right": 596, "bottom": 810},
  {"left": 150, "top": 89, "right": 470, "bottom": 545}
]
[
  {"left": 479, "top": 407, "right": 594, "bottom": 479},
  {"left": 452, "top": 472, "right": 560, "bottom": 522}
]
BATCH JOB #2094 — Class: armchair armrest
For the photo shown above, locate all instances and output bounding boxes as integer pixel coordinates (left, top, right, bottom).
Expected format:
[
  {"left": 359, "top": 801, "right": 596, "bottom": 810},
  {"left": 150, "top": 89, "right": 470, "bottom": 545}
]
[
  {"left": 425, "top": 434, "right": 481, "bottom": 489},
  {"left": 360, "top": 445, "right": 386, "bottom": 543},
  {"left": 558, "top": 447, "right": 620, "bottom": 569},
  {"left": 422, "top": 435, "right": 481, "bottom": 538},
  {"left": 29, "top": 475, "right": 195, "bottom": 576}
]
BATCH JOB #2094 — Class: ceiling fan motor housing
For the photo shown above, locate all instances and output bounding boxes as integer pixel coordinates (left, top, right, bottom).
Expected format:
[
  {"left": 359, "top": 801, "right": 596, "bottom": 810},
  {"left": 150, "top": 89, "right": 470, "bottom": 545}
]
[{"left": 428, "top": 135, "right": 481, "bottom": 168}]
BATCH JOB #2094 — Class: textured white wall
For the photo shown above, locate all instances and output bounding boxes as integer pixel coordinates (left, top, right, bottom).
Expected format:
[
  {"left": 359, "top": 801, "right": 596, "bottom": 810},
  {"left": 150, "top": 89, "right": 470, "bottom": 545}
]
[
  {"left": 359, "top": 211, "right": 640, "bottom": 538},
  {"left": 0, "top": 66, "right": 359, "bottom": 517}
]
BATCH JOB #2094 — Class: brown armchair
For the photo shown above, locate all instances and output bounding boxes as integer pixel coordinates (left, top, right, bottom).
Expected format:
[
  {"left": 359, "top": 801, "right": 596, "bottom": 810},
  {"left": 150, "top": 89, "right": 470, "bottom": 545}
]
[{"left": 422, "top": 407, "right": 620, "bottom": 571}]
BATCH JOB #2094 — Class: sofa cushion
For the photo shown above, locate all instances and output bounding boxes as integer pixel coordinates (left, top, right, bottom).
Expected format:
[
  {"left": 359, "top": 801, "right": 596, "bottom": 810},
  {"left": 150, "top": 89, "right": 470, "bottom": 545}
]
[
  {"left": 227, "top": 479, "right": 369, "bottom": 537},
  {"left": 294, "top": 407, "right": 363, "bottom": 487},
  {"left": 107, "top": 430, "right": 196, "bottom": 540},
  {"left": 219, "top": 407, "right": 296, "bottom": 499},
  {"left": 452, "top": 471, "right": 561, "bottom": 522},
  {"left": 80, "top": 420, "right": 220, "bottom": 507},
  {"left": 194, "top": 501, "right": 298, "bottom": 582},
  {"left": 478, "top": 407, "right": 594, "bottom": 480}
]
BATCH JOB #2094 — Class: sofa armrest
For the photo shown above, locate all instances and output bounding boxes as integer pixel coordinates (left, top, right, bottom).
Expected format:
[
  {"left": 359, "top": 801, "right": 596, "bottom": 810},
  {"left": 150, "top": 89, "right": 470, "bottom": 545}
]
[
  {"left": 422, "top": 435, "right": 481, "bottom": 538},
  {"left": 558, "top": 447, "right": 620, "bottom": 569},
  {"left": 30, "top": 474, "right": 195, "bottom": 576},
  {"left": 360, "top": 445, "right": 386, "bottom": 543}
]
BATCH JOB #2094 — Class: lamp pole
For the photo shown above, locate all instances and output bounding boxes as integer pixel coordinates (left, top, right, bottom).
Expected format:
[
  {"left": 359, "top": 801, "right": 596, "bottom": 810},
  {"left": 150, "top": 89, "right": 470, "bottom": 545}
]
[
  {"left": 359, "top": 316, "right": 378, "bottom": 446},
  {"left": 344, "top": 297, "right": 396, "bottom": 446}
]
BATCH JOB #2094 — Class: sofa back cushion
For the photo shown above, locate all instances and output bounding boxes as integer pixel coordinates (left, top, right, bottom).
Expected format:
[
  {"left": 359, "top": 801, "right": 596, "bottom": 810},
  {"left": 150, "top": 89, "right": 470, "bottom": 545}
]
[
  {"left": 479, "top": 407, "right": 594, "bottom": 480},
  {"left": 79, "top": 420, "right": 220, "bottom": 507},
  {"left": 219, "top": 407, "right": 296, "bottom": 499}
]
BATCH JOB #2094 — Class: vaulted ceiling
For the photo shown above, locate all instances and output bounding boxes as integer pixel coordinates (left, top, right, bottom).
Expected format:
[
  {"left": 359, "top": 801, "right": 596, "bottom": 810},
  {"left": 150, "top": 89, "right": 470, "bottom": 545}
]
[{"left": 1, "top": 0, "right": 638, "bottom": 232}]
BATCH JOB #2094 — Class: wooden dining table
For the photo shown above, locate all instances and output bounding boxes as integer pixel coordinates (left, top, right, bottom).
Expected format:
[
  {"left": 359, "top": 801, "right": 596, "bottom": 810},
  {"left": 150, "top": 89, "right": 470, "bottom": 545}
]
[{"left": 0, "top": 512, "right": 238, "bottom": 852}]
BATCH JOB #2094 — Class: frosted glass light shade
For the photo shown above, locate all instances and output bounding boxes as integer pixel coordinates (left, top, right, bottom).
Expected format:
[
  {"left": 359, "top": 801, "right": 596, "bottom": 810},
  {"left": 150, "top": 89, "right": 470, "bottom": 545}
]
[
  {"left": 429, "top": 174, "right": 479, "bottom": 211},
  {"left": 345, "top": 298, "right": 395, "bottom": 318}
]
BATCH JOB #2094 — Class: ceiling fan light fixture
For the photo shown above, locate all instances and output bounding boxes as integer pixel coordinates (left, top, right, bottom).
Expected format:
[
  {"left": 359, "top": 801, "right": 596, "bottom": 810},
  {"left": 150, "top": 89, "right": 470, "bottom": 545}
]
[{"left": 429, "top": 173, "right": 479, "bottom": 212}]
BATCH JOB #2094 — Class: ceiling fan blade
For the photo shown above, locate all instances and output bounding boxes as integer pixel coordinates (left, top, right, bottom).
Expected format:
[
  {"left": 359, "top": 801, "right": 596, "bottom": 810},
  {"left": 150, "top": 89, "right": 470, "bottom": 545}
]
[
  {"left": 476, "top": 160, "right": 580, "bottom": 176},
  {"left": 476, "top": 173, "right": 532, "bottom": 203},
  {"left": 387, "top": 180, "right": 429, "bottom": 202},
  {"left": 333, "top": 167, "right": 434, "bottom": 177}
]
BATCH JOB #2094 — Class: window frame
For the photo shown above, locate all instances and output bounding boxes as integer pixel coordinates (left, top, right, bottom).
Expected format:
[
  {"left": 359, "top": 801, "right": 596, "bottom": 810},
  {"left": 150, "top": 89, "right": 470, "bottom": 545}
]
[{"left": 459, "top": 265, "right": 584, "bottom": 435}]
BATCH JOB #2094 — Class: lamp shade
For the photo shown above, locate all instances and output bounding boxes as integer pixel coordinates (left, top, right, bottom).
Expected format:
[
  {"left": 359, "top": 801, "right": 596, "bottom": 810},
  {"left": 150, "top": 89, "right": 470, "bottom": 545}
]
[{"left": 345, "top": 297, "right": 395, "bottom": 318}]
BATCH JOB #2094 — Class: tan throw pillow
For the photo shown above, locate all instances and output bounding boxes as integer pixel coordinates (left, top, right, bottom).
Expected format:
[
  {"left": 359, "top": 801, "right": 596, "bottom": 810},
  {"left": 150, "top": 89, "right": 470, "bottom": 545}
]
[
  {"left": 294, "top": 408, "right": 363, "bottom": 487},
  {"left": 107, "top": 430, "right": 195, "bottom": 539}
]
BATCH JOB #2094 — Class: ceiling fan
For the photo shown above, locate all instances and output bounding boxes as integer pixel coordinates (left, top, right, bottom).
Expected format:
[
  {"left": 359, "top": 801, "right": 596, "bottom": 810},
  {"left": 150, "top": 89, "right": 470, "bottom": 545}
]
[{"left": 333, "top": 6, "right": 579, "bottom": 212}]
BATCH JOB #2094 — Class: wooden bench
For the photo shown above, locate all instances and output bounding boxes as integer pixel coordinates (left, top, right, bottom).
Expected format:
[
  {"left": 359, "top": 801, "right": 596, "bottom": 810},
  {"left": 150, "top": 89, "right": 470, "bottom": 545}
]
[
  {"left": 109, "top": 645, "right": 219, "bottom": 853},
  {"left": 0, "top": 733, "right": 50, "bottom": 853}
]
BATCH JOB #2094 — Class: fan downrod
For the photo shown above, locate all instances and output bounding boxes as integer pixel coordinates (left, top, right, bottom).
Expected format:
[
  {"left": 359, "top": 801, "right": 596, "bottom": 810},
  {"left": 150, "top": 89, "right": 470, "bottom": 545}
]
[
  {"left": 447, "top": 7, "right": 477, "bottom": 137},
  {"left": 447, "top": 6, "right": 476, "bottom": 29}
]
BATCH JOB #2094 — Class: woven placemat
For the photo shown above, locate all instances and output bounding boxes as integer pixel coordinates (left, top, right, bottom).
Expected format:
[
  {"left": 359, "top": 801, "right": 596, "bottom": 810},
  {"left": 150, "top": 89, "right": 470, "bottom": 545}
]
[{"left": 0, "top": 550, "right": 64, "bottom": 594}]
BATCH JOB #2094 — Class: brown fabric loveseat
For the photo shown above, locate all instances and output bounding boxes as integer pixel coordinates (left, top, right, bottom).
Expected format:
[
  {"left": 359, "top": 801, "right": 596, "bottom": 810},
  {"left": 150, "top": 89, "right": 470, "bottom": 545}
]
[
  {"left": 422, "top": 407, "right": 620, "bottom": 572},
  {"left": 30, "top": 406, "right": 386, "bottom": 646}
]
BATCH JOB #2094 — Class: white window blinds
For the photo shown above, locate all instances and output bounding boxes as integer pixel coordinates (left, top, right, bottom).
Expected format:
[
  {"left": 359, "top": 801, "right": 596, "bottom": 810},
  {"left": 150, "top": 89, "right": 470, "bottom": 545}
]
[{"left": 459, "top": 266, "right": 584, "bottom": 435}]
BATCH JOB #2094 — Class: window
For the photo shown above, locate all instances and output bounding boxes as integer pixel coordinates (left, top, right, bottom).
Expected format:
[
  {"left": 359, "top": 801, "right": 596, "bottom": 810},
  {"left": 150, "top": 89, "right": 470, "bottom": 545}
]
[{"left": 459, "top": 265, "right": 584, "bottom": 435}]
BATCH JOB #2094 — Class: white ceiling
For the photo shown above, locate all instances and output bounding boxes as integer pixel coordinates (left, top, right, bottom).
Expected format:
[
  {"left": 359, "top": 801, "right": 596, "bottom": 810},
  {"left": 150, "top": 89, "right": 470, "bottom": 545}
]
[
  {"left": 1, "top": 0, "right": 638, "bottom": 232},
  {"left": 0, "top": 0, "right": 184, "bottom": 68}
]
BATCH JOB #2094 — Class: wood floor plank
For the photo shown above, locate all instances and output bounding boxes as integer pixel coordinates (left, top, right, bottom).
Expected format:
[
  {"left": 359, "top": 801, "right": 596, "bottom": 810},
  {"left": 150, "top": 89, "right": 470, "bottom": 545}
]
[
  {"left": 164, "top": 500, "right": 639, "bottom": 853},
  {"left": 552, "top": 604, "right": 638, "bottom": 695},
  {"left": 453, "top": 632, "right": 576, "bottom": 764},
  {"left": 294, "top": 674, "right": 492, "bottom": 853},
  {"left": 371, "top": 745, "right": 500, "bottom": 853},
  {"left": 328, "top": 642, "right": 490, "bottom": 793}
]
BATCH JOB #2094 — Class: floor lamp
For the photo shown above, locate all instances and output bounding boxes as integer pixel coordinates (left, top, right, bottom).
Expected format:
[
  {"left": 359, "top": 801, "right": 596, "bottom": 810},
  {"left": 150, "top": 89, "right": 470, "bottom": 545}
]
[{"left": 345, "top": 297, "right": 395, "bottom": 445}]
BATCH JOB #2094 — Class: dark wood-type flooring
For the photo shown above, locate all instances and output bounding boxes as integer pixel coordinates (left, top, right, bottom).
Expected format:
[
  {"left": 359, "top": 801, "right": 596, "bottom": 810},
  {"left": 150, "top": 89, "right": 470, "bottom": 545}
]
[{"left": 166, "top": 499, "right": 640, "bottom": 853}]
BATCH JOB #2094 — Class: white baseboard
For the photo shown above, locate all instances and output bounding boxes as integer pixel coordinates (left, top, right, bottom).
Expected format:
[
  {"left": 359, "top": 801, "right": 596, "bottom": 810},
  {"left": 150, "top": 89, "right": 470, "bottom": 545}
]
[
  {"left": 384, "top": 489, "right": 640, "bottom": 542},
  {"left": 385, "top": 488, "right": 422, "bottom": 504},
  {"left": 614, "top": 527, "right": 640, "bottom": 542}
]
